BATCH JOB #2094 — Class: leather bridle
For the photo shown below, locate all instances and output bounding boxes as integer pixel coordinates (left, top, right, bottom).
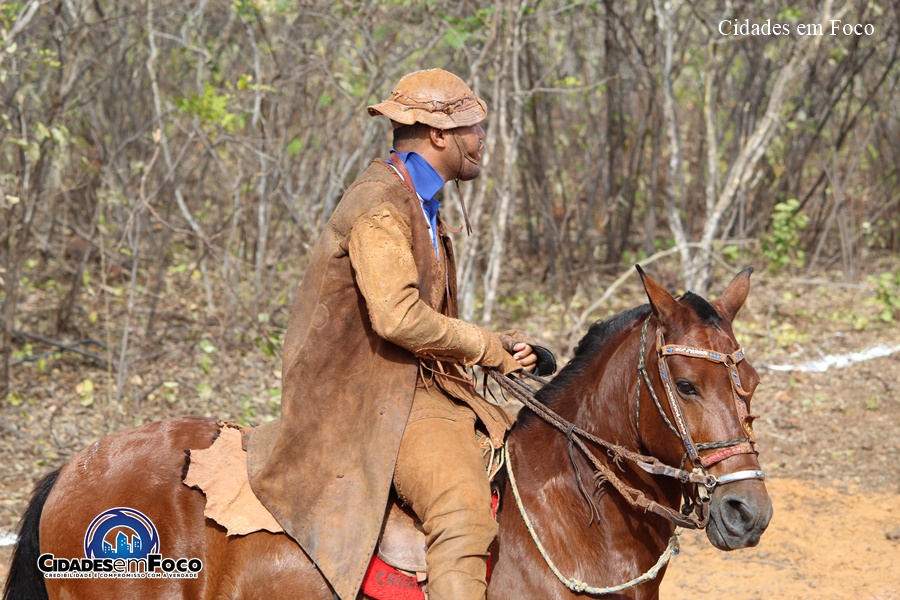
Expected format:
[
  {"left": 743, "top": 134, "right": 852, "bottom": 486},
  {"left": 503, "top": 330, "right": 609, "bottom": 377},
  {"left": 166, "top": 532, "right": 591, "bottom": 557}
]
[{"left": 634, "top": 315, "right": 765, "bottom": 526}]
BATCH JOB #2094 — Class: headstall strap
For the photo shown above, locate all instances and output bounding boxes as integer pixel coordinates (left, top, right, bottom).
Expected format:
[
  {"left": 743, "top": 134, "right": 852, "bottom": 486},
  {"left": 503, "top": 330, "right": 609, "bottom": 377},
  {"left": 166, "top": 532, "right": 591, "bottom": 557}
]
[
  {"left": 490, "top": 370, "right": 711, "bottom": 530},
  {"left": 490, "top": 311, "right": 768, "bottom": 541},
  {"left": 654, "top": 328, "right": 702, "bottom": 466},
  {"left": 652, "top": 320, "right": 760, "bottom": 470}
]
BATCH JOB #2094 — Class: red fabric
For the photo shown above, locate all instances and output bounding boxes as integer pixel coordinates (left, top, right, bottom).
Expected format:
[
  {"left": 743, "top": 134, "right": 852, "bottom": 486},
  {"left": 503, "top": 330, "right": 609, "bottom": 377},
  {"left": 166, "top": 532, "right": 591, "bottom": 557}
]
[
  {"left": 362, "top": 489, "right": 501, "bottom": 600},
  {"left": 486, "top": 488, "right": 499, "bottom": 581},
  {"left": 361, "top": 555, "right": 424, "bottom": 600}
]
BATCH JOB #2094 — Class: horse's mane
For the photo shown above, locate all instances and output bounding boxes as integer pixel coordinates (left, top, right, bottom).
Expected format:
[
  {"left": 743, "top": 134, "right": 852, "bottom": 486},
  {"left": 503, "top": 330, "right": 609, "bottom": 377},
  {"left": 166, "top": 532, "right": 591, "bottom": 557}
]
[
  {"left": 531, "top": 292, "right": 722, "bottom": 408},
  {"left": 533, "top": 304, "right": 652, "bottom": 406},
  {"left": 680, "top": 291, "right": 722, "bottom": 326}
]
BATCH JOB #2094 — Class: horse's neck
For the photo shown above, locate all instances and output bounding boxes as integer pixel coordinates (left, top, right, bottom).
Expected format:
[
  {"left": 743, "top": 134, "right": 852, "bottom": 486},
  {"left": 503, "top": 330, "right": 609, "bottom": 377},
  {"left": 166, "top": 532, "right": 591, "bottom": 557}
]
[
  {"left": 553, "top": 322, "right": 643, "bottom": 442},
  {"left": 495, "top": 322, "right": 675, "bottom": 598}
]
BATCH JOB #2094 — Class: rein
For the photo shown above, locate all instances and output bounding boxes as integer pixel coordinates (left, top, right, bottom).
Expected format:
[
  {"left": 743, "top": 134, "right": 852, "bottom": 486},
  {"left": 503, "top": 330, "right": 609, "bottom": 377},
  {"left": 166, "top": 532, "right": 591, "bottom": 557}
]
[
  {"left": 486, "top": 314, "right": 766, "bottom": 595},
  {"left": 492, "top": 370, "right": 688, "bottom": 595},
  {"left": 491, "top": 371, "right": 709, "bottom": 530}
]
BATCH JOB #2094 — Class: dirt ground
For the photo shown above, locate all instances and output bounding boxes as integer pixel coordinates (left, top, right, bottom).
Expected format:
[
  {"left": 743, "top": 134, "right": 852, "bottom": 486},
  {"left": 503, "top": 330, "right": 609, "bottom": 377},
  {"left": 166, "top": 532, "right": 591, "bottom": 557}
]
[
  {"left": 2, "top": 266, "right": 899, "bottom": 598},
  {"left": 661, "top": 478, "right": 899, "bottom": 599}
]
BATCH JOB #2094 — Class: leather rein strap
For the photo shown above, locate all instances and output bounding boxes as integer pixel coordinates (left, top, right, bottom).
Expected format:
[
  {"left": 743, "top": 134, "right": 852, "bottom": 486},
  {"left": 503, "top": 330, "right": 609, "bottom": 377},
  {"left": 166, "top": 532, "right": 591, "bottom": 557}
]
[{"left": 490, "top": 370, "right": 713, "bottom": 530}]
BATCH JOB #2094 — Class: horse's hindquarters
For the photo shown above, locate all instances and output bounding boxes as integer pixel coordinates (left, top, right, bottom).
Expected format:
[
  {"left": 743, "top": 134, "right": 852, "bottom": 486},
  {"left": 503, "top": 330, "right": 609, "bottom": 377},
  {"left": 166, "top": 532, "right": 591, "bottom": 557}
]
[
  {"left": 39, "top": 417, "right": 224, "bottom": 599},
  {"left": 37, "top": 416, "right": 335, "bottom": 600}
]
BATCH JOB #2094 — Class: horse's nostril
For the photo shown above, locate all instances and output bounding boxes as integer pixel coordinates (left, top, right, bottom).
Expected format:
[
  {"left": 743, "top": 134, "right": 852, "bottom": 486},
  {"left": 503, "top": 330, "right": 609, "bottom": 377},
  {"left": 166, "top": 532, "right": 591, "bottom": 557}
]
[{"left": 722, "top": 495, "right": 756, "bottom": 535}]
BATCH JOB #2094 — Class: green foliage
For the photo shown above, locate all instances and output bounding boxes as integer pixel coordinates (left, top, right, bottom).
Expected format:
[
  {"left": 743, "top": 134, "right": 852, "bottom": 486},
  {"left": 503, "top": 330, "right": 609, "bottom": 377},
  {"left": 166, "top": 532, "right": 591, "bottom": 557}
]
[
  {"left": 776, "top": 7, "right": 803, "bottom": 20},
  {"left": 7, "top": 120, "right": 70, "bottom": 165},
  {"left": 232, "top": 0, "right": 292, "bottom": 20},
  {"left": 39, "top": 48, "right": 61, "bottom": 69},
  {"left": 722, "top": 245, "right": 740, "bottom": 262},
  {"left": 443, "top": 7, "right": 493, "bottom": 49},
  {"left": 620, "top": 249, "right": 648, "bottom": 265},
  {"left": 196, "top": 381, "right": 213, "bottom": 400},
  {"left": 654, "top": 237, "right": 676, "bottom": 250},
  {"left": 254, "top": 328, "right": 283, "bottom": 358},
  {"left": 0, "top": 2, "right": 23, "bottom": 31},
  {"left": 162, "top": 381, "right": 179, "bottom": 403},
  {"left": 760, "top": 199, "right": 808, "bottom": 271},
  {"left": 175, "top": 83, "right": 245, "bottom": 134},
  {"left": 11, "top": 342, "right": 34, "bottom": 361},
  {"left": 236, "top": 390, "right": 280, "bottom": 426},
  {"left": 773, "top": 321, "right": 809, "bottom": 349},
  {"left": 498, "top": 290, "right": 546, "bottom": 321},
  {"left": 237, "top": 394, "right": 256, "bottom": 424},
  {"left": 6, "top": 393, "right": 25, "bottom": 407},
  {"left": 197, "top": 339, "right": 217, "bottom": 374},
  {"left": 287, "top": 138, "right": 304, "bottom": 155},
  {"left": 867, "top": 271, "right": 900, "bottom": 323}
]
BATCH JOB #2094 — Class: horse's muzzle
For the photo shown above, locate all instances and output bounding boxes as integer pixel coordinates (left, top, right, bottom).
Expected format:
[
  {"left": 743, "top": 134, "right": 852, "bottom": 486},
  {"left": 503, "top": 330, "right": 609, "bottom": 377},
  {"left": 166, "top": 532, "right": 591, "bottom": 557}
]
[{"left": 706, "top": 480, "right": 773, "bottom": 550}]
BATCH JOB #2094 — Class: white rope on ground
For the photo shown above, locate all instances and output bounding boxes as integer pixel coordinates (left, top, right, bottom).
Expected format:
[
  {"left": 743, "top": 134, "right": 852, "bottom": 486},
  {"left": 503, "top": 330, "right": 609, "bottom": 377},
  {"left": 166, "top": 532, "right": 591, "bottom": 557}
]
[{"left": 763, "top": 344, "right": 900, "bottom": 372}]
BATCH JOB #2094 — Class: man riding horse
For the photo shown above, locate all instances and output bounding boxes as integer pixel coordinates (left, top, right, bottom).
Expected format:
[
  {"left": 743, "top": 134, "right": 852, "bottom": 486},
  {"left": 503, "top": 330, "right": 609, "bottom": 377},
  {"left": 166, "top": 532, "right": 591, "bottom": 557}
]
[{"left": 246, "top": 69, "right": 555, "bottom": 600}]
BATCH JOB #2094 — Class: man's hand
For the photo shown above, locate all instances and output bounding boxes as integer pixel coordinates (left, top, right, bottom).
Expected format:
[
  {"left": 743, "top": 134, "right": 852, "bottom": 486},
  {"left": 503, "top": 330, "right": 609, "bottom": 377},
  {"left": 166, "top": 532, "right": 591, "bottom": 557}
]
[
  {"left": 511, "top": 342, "right": 538, "bottom": 373},
  {"left": 499, "top": 331, "right": 537, "bottom": 373},
  {"left": 499, "top": 329, "right": 557, "bottom": 376}
]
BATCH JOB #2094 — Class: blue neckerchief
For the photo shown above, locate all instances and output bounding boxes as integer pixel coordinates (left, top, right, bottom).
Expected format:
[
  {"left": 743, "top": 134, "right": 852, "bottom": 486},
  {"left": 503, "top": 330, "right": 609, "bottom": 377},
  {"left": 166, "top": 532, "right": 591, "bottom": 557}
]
[{"left": 393, "top": 150, "right": 444, "bottom": 258}]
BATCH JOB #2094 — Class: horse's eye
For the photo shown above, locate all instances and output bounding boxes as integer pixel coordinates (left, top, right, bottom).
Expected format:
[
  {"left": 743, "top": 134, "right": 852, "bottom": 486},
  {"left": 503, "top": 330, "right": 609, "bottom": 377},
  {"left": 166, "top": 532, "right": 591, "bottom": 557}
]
[{"left": 676, "top": 380, "right": 698, "bottom": 396}]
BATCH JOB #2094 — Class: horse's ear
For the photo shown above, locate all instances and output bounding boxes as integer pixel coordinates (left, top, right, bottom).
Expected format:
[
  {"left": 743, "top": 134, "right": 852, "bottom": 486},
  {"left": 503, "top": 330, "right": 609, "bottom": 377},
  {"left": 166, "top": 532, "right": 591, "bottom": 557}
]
[
  {"left": 636, "top": 265, "right": 679, "bottom": 327},
  {"left": 713, "top": 267, "right": 754, "bottom": 322}
]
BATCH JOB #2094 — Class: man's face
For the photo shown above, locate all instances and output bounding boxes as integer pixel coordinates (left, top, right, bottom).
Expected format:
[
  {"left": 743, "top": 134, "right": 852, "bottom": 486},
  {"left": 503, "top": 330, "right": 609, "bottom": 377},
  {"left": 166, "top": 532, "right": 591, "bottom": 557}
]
[{"left": 449, "top": 124, "right": 485, "bottom": 181}]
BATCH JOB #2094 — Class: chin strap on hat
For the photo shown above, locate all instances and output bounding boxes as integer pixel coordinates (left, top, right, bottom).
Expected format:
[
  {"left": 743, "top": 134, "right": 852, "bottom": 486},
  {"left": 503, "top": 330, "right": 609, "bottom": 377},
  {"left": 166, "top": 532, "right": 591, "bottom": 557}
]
[
  {"left": 451, "top": 130, "right": 478, "bottom": 236},
  {"left": 452, "top": 179, "right": 473, "bottom": 236}
]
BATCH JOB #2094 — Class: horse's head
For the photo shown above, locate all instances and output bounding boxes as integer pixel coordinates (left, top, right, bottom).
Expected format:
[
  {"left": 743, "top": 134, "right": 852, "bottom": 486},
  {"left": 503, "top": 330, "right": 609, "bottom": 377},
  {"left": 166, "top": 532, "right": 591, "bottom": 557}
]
[{"left": 637, "top": 266, "right": 773, "bottom": 550}]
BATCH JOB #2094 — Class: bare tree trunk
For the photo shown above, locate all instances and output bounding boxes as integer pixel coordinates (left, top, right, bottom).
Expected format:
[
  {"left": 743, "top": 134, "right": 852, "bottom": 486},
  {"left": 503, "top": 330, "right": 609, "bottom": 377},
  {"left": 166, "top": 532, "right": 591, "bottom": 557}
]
[
  {"left": 247, "top": 21, "right": 270, "bottom": 307},
  {"left": 646, "top": 110, "right": 660, "bottom": 257},
  {"left": 457, "top": 0, "right": 504, "bottom": 323},
  {"left": 483, "top": 0, "right": 527, "bottom": 324},
  {"left": 146, "top": 0, "right": 215, "bottom": 312},
  {"left": 703, "top": 38, "right": 719, "bottom": 224},
  {"left": 692, "top": 3, "right": 838, "bottom": 291},
  {"left": 652, "top": 0, "right": 692, "bottom": 282}
]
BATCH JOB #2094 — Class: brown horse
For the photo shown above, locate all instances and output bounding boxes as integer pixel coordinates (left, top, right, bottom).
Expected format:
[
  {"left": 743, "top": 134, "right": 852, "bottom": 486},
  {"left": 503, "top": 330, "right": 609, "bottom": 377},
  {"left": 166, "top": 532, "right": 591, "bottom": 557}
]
[{"left": 3, "top": 268, "right": 772, "bottom": 599}]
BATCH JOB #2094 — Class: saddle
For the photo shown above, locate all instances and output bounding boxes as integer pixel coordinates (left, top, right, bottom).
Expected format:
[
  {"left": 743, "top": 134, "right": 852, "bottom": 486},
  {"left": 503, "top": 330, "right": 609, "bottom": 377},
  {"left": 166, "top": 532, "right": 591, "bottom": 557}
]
[{"left": 183, "top": 421, "right": 502, "bottom": 593}]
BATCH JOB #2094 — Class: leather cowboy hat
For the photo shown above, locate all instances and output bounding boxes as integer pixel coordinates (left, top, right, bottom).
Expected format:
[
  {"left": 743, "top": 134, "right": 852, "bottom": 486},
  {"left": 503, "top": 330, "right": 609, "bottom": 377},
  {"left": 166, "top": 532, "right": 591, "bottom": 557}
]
[{"left": 367, "top": 68, "right": 487, "bottom": 130}]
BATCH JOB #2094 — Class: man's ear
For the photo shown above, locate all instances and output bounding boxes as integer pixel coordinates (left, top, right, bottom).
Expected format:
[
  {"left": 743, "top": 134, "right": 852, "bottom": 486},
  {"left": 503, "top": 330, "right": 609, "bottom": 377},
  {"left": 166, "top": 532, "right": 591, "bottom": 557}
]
[{"left": 429, "top": 126, "right": 448, "bottom": 149}]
